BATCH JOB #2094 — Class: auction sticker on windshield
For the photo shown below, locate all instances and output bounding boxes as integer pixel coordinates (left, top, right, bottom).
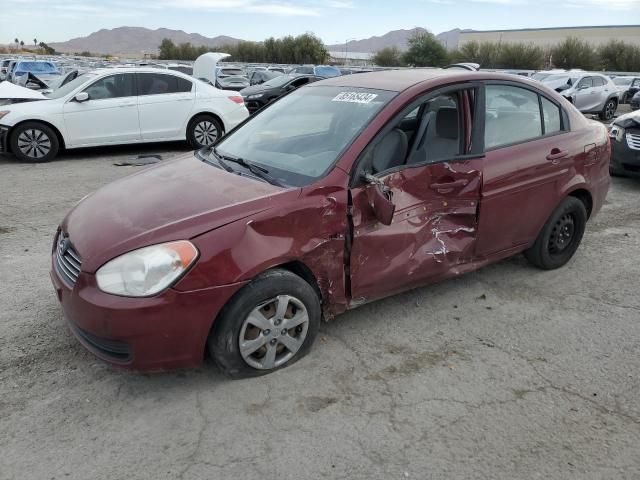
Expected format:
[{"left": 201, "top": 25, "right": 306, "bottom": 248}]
[{"left": 332, "top": 92, "right": 378, "bottom": 104}]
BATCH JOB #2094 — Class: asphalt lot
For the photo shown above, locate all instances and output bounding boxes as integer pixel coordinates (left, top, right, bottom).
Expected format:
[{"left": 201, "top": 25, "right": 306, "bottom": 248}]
[{"left": 1, "top": 124, "right": 640, "bottom": 479}]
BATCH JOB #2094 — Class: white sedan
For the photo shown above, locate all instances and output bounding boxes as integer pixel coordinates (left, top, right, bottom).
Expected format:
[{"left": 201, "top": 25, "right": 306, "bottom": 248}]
[{"left": 0, "top": 67, "right": 249, "bottom": 162}]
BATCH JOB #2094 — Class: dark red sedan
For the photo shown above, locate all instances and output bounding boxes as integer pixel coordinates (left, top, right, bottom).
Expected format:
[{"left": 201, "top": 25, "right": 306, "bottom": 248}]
[{"left": 51, "top": 70, "right": 610, "bottom": 377}]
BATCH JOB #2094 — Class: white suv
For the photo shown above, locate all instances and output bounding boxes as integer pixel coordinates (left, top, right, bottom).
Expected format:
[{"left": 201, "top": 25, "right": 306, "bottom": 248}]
[
  {"left": 540, "top": 73, "right": 618, "bottom": 120},
  {"left": 0, "top": 67, "right": 249, "bottom": 162}
]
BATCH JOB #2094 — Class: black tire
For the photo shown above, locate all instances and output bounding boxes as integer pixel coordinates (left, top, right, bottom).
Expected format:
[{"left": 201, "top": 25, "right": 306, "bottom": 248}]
[
  {"left": 599, "top": 98, "right": 617, "bottom": 121},
  {"left": 524, "top": 197, "right": 587, "bottom": 270},
  {"left": 187, "top": 114, "right": 223, "bottom": 149},
  {"left": 208, "top": 269, "right": 321, "bottom": 378},
  {"left": 10, "top": 122, "right": 59, "bottom": 163}
]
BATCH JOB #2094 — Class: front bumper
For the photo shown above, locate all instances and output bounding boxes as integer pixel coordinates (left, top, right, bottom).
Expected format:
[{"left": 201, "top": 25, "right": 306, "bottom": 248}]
[
  {"left": 0, "top": 125, "right": 9, "bottom": 153},
  {"left": 51, "top": 253, "right": 246, "bottom": 371},
  {"left": 610, "top": 130, "right": 640, "bottom": 177}
]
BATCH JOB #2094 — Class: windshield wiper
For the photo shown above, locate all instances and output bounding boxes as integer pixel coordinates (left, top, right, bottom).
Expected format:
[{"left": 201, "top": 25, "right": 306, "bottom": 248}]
[{"left": 212, "top": 147, "right": 283, "bottom": 187}]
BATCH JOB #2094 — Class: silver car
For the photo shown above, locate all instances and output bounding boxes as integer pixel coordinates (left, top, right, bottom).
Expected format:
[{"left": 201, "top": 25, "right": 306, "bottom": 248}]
[{"left": 541, "top": 73, "right": 619, "bottom": 120}]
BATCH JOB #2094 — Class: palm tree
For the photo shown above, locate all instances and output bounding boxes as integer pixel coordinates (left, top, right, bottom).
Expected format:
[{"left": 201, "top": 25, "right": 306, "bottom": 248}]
[
  {"left": 14, "top": 38, "right": 18, "bottom": 51},
  {"left": 33, "top": 38, "right": 37, "bottom": 47}
]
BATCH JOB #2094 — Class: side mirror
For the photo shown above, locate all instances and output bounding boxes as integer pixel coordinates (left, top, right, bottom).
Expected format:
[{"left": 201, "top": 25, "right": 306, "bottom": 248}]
[
  {"left": 366, "top": 181, "right": 395, "bottom": 226},
  {"left": 74, "top": 92, "right": 89, "bottom": 102}
]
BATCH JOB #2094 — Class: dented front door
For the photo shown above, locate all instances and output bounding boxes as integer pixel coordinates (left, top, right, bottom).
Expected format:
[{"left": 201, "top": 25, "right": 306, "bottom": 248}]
[{"left": 349, "top": 159, "right": 482, "bottom": 304}]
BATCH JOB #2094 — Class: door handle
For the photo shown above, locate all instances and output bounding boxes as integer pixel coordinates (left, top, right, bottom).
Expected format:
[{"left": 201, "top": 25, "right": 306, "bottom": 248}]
[
  {"left": 429, "top": 178, "right": 469, "bottom": 191},
  {"left": 546, "top": 149, "right": 569, "bottom": 163}
]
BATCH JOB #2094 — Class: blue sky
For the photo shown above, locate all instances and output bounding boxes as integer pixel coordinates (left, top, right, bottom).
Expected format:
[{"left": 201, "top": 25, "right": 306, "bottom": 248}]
[{"left": 1, "top": 0, "right": 638, "bottom": 46}]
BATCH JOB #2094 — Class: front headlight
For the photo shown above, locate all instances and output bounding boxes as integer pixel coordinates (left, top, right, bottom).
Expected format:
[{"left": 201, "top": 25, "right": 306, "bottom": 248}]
[
  {"left": 96, "top": 240, "right": 198, "bottom": 297},
  {"left": 246, "top": 93, "right": 264, "bottom": 100},
  {"left": 609, "top": 125, "right": 625, "bottom": 142},
  {"left": 0, "top": 111, "right": 11, "bottom": 120}
]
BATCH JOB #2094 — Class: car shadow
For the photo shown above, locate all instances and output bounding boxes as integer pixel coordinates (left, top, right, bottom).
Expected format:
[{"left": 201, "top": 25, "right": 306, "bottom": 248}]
[{"left": 0, "top": 141, "right": 193, "bottom": 164}]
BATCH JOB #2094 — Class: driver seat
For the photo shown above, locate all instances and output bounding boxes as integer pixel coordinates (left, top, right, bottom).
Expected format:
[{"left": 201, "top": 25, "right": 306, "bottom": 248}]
[{"left": 371, "top": 129, "right": 408, "bottom": 174}]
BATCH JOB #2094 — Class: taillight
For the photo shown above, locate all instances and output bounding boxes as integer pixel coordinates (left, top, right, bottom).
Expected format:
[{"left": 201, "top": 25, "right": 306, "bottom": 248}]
[{"left": 228, "top": 96, "right": 244, "bottom": 105}]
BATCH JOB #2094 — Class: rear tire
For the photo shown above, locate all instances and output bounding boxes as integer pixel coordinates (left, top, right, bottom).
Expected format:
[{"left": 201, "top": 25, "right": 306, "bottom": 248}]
[
  {"left": 524, "top": 197, "right": 587, "bottom": 270},
  {"left": 187, "top": 114, "right": 223, "bottom": 149},
  {"left": 208, "top": 269, "right": 321, "bottom": 378},
  {"left": 599, "top": 98, "right": 617, "bottom": 121},
  {"left": 10, "top": 122, "right": 59, "bottom": 163}
]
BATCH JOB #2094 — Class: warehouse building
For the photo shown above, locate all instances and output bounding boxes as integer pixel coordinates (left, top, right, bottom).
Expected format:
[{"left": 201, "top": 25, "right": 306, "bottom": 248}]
[{"left": 458, "top": 25, "right": 640, "bottom": 48}]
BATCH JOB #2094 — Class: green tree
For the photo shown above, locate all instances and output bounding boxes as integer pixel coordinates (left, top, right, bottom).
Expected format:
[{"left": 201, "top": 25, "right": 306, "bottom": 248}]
[
  {"left": 20, "top": 40, "right": 24, "bottom": 48},
  {"left": 551, "top": 37, "right": 596, "bottom": 70},
  {"left": 598, "top": 40, "right": 640, "bottom": 72},
  {"left": 33, "top": 38, "right": 37, "bottom": 47},
  {"left": 372, "top": 47, "right": 403, "bottom": 67},
  {"left": 497, "top": 43, "right": 544, "bottom": 69},
  {"left": 402, "top": 31, "right": 449, "bottom": 67},
  {"left": 14, "top": 38, "right": 18, "bottom": 51}
]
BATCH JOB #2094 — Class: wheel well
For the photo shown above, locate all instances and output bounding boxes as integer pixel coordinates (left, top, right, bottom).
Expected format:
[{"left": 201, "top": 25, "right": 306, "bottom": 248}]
[
  {"left": 277, "top": 261, "right": 323, "bottom": 302},
  {"left": 188, "top": 112, "right": 225, "bottom": 135},
  {"left": 8, "top": 119, "right": 65, "bottom": 152},
  {"left": 569, "top": 189, "right": 593, "bottom": 219}
]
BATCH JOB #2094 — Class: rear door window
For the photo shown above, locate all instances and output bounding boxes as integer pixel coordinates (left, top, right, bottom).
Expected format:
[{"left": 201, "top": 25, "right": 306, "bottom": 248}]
[
  {"left": 592, "top": 76, "right": 605, "bottom": 87},
  {"left": 541, "top": 97, "right": 561, "bottom": 134},
  {"left": 137, "top": 73, "right": 193, "bottom": 95}
]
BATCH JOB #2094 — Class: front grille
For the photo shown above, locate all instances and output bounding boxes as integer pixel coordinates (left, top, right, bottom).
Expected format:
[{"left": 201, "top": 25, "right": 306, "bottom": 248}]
[
  {"left": 55, "top": 232, "right": 82, "bottom": 286},
  {"left": 69, "top": 322, "right": 132, "bottom": 362},
  {"left": 627, "top": 133, "right": 640, "bottom": 151}
]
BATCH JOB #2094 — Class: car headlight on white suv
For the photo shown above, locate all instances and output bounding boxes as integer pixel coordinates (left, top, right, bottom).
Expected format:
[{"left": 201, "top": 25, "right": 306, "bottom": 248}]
[
  {"left": 96, "top": 241, "right": 198, "bottom": 297},
  {"left": 609, "top": 125, "right": 625, "bottom": 142}
]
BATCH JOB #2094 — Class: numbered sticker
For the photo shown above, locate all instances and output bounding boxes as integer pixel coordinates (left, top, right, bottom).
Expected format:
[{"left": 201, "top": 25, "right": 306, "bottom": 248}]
[{"left": 332, "top": 92, "right": 378, "bottom": 104}]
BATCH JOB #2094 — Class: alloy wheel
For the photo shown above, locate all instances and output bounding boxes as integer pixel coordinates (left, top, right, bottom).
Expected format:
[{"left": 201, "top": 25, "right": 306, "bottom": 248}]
[
  {"left": 605, "top": 101, "right": 616, "bottom": 120},
  {"left": 193, "top": 120, "right": 219, "bottom": 146},
  {"left": 238, "top": 295, "right": 309, "bottom": 370},
  {"left": 17, "top": 129, "right": 51, "bottom": 159}
]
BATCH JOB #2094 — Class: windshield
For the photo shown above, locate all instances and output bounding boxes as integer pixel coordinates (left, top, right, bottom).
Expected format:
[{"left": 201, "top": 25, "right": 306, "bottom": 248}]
[
  {"left": 262, "top": 75, "right": 296, "bottom": 88},
  {"left": 613, "top": 77, "right": 632, "bottom": 86},
  {"left": 531, "top": 73, "right": 550, "bottom": 81},
  {"left": 219, "top": 68, "right": 244, "bottom": 76},
  {"left": 44, "top": 73, "right": 97, "bottom": 99},
  {"left": 542, "top": 74, "right": 578, "bottom": 85},
  {"left": 214, "top": 86, "right": 395, "bottom": 187},
  {"left": 18, "top": 62, "right": 58, "bottom": 73},
  {"left": 315, "top": 66, "right": 341, "bottom": 78}
]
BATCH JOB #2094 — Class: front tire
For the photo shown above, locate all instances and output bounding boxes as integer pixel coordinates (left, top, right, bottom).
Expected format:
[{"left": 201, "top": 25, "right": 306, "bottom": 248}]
[
  {"left": 10, "top": 122, "right": 59, "bottom": 163},
  {"left": 208, "top": 269, "right": 321, "bottom": 378},
  {"left": 524, "top": 197, "right": 587, "bottom": 270},
  {"left": 187, "top": 115, "right": 223, "bottom": 149},
  {"left": 599, "top": 98, "right": 617, "bottom": 121}
]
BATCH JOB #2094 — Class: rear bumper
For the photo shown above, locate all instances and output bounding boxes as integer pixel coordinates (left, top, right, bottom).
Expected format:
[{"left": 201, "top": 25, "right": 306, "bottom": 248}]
[
  {"left": 223, "top": 104, "right": 250, "bottom": 132},
  {"left": 50, "top": 254, "right": 246, "bottom": 371}
]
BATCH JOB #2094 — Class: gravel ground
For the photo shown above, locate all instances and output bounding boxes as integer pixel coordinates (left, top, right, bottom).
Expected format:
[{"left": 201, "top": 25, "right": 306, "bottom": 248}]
[{"left": 1, "top": 129, "right": 639, "bottom": 480}]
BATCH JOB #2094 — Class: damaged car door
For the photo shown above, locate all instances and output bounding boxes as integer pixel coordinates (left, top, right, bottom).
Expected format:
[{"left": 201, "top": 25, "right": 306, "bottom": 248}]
[{"left": 348, "top": 87, "right": 483, "bottom": 304}]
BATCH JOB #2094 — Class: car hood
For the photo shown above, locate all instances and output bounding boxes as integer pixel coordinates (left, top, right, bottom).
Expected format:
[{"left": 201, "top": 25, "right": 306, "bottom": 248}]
[
  {"left": 62, "top": 152, "right": 293, "bottom": 273},
  {"left": 239, "top": 84, "right": 275, "bottom": 96},
  {"left": 612, "top": 110, "right": 640, "bottom": 128},
  {"left": 0, "top": 81, "right": 49, "bottom": 102}
]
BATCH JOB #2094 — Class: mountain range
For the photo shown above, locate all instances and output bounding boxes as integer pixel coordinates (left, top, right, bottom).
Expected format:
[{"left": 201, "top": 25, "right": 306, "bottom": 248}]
[
  {"left": 45, "top": 26, "right": 468, "bottom": 57},
  {"left": 49, "top": 27, "right": 242, "bottom": 56}
]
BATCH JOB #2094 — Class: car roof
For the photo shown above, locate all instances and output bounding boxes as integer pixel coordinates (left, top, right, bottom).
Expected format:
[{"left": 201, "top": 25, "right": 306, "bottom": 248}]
[
  {"left": 313, "top": 69, "right": 524, "bottom": 92},
  {"left": 88, "top": 67, "right": 194, "bottom": 78}
]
